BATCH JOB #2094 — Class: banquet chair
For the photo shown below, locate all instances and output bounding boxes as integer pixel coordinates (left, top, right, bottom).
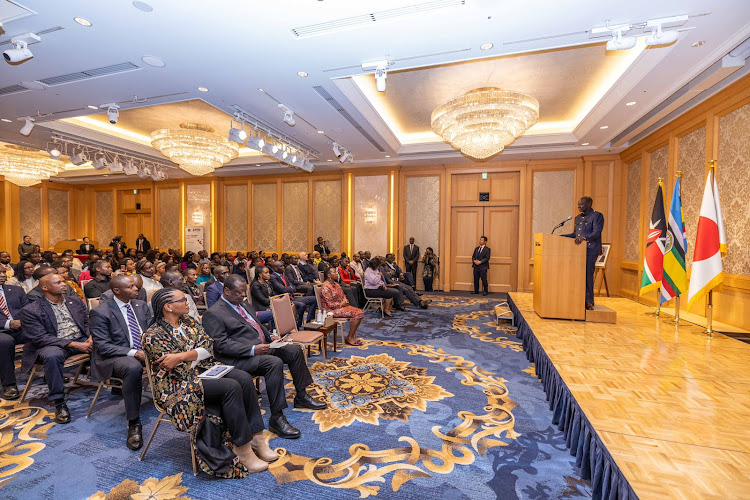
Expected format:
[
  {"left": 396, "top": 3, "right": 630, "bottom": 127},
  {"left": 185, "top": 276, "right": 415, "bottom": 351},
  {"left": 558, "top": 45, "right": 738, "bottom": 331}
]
[
  {"left": 361, "top": 286, "right": 385, "bottom": 319},
  {"left": 270, "top": 293, "right": 325, "bottom": 361},
  {"left": 20, "top": 353, "right": 90, "bottom": 402}
]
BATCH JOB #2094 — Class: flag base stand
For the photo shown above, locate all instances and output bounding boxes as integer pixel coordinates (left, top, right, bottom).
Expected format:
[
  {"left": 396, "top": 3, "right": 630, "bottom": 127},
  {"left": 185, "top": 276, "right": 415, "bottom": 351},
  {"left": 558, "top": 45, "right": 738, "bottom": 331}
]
[
  {"left": 664, "top": 295, "right": 690, "bottom": 327},
  {"left": 645, "top": 287, "right": 662, "bottom": 318},
  {"left": 701, "top": 291, "right": 714, "bottom": 337}
]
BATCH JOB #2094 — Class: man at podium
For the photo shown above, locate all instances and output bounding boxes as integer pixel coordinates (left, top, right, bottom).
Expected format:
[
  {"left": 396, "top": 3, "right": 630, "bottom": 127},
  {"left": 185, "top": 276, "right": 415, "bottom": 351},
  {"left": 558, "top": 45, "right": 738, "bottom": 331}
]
[{"left": 562, "top": 196, "right": 604, "bottom": 310}]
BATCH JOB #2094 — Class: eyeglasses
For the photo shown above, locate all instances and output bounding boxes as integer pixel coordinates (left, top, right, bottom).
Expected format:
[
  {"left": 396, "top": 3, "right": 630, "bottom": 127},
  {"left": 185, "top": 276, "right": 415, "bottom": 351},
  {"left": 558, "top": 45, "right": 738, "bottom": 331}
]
[{"left": 168, "top": 297, "right": 188, "bottom": 304}]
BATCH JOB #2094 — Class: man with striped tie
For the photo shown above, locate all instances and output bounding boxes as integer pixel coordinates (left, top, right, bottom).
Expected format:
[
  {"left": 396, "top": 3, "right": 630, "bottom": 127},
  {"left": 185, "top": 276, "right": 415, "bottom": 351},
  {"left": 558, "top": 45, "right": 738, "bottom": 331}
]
[{"left": 90, "top": 275, "right": 152, "bottom": 450}]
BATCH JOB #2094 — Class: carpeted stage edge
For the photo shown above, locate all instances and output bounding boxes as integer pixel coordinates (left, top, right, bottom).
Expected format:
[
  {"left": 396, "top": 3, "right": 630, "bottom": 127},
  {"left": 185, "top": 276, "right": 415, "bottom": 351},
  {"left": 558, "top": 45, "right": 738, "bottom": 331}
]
[{"left": 1, "top": 294, "right": 593, "bottom": 500}]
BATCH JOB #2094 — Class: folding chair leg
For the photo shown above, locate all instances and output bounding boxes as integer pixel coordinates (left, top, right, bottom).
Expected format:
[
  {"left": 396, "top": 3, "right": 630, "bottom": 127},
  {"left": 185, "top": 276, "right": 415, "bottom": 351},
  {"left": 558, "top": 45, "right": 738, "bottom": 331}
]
[
  {"left": 86, "top": 381, "right": 106, "bottom": 418},
  {"left": 380, "top": 300, "right": 384, "bottom": 319},
  {"left": 72, "top": 362, "right": 85, "bottom": 385},
  {"left": 20, "top": 366, "right": 38, "bottom": 403},
  {"left": 321, "top": 339, "right": 327, "bottom": 361},
  {"left": 139, "top": 414, "right": 164, "bottom": 462},
  {"left": 190, "top": 442, "right": 198, "bottom": 476}
]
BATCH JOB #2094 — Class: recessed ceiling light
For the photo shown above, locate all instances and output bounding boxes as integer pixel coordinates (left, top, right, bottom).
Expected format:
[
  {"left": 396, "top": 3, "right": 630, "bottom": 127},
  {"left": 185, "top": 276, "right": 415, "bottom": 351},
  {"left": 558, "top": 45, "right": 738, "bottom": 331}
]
[
  {"left": 385, "top": 155, "right": 391, "bottom": 158},
  {"left": 256, "top": 164, "right": 261, "bottom": 166},
  {"left": 480, "top": 42, "right": 493, "bottom": 50},
  {"left": 132, "top": 1, "right": 154, "bottom": 12},
  {"left": 141, "top": 55, "right": 166, "bottom": 67},
  {"left": 87, "top": 105, "right": 98, "bottom": 110},
  {"left": 692, "top": 40, "right": 705, "bottom": 47},
  {"left": 326, "top": 159, "right": 332, "bottom": 162},
  {"left": 297, "top": 71, "right": 308, "bottom": 77},
  {"left": 259, "top": 88, "right": 265, "bottom": 93},
  {"left": 1, "top": 118, "right": 11, "bottom": 123},
  {"left": 581, "top": 142, "right": 589, "bottom": 146},
  {"left": 74, "top": 17, "right": 92, "bottom": 27},
  {"left": 317, "top": 130, "right": 325, "bottom": 134},
  {"left": 103, "top": 175, "right": 109, "bottom": 177},
  {"left": 600, "top": 125, "right": 609, "bottom": 129},
  {"left": 625, "top": 101, "right": 636, "bottom": 106},
  {"left": 197, "top": 87, "right": 208, "bottom": 92}
]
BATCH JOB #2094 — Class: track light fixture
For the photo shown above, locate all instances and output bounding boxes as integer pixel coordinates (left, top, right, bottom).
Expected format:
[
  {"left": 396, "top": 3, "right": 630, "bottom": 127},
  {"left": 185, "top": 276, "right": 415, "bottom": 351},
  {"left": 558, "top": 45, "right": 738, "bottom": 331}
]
[
  {"left": 48, "top": 144, "right": 62, "bottom": 160},
  {"left": 606, "top": 29, "right": 637, "bottom": 50},
  {"left": 69, "top": 148, "right": 88, "bottom": 166},
  {"left": 123, "top": 159, "right": 138, "bottom": 175},
  {"left": 645, "top": 23, "right": 679, "bottom": 46},
  {"left": 91, "top": 154, "right": 107, "bottom": 170},
  {"left": 3, "top": 33, "right": 40, "bottom": 64},
  {"left": 332, "top": 142, "right": 341, "bottom": 158},
  {"left": 339, "top": 150, "right": 350, "bottom": 163},
  {"left": 228, "top": 120, "right": 247, "bottom": 143},
  {"left": 19, "top": 117, "right": 34, "bottom": 136},
  {"left": 362, "top": 60, "right": 391, "bottom": 92},
  {"left": 278, "top": 104, "right": 295, "bottom": 126},
  {"left": 594, "top": 15, "right": 687, "bottom": 51},
  {"left": 108, "top": 157, "right": 124, "bottom": 172}
]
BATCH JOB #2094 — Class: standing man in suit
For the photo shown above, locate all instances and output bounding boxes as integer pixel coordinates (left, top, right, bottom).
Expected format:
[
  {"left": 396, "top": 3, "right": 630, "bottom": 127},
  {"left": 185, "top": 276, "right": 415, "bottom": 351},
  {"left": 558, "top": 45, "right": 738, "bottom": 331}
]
[
  {"left": 202, "top": 275, "right": 326, "bottom": 440},
  {"left": 18, "top": 235, "right": 39, "bottom": 261},
  {"left": 134, "top": 234, "right": 151, "bottom": 254},
  {"left": 205, "top": 265, "right": 229, "bottom": 308},
  {"left": 471, "top": 236, "right": 491, "bottom": 296},
  {"left": 79, "top": 237, "right": 95, "bottom": 255},
  {"left": 402, "top": 237, "right": 420, "bottom": 287},
  {"left": 314, "top": 237, "right": 331, "bottom": 256},
  {"left": 562, "top": 196, "right": 604, "bottom": 310},
  {"left": 0, "top": 270, "right": 28, "bottom": 399},
  {"left": 20, "top": 274, "right": 92, "bottom": 423},
  {"left": 89, "top": 275, "right": 151, "bottom": 450}
]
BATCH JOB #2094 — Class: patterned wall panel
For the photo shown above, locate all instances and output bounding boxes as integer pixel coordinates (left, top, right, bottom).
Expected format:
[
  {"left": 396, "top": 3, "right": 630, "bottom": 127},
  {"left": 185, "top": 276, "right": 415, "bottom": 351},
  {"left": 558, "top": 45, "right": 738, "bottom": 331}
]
[
  {"left": 159, "top": 188, "right": 180, "bottom": 250},
  {"left": 19, "top": 187, "right": 42, "bottom": 244},
  {"left": 354, "top": 175, "right": 388, "bottom": 257},
  {"left": 405, "top": 176, "right": 440, "bottom": 257},
  {"left": 95, "top": 191, "right": 114, "bottom": 247},
  {"left": 532, "top": 170, "right": 575, "bottom": 254},
  {"left": 253, "top": 183, "right": 277, "bottom": 252},
  {"left": 677, "top": 127, "right": 706, "bottom": 268},
  {"left": 282, "top": 182, "right": 309, "bottom": 252},
  {"left": 225, "top": 184, "right": 248, "bottom": 251},
  {"left": 47, "top": 190, "right": 69, "bottom": 246},
  {"left": 718, "top": 102, "right": 750, "bottom": 276},
  {"left": 186, "top": 184, "right": 211, "bottom": 252},
  {"left": 624, "top": 160, "right": 641, "bottom": 262},
  {"left": 648, "top": 145, "right": 669, "bottom": 213},
  {"left": 313, "top": 180, "right": 341, "bottom": 253}
]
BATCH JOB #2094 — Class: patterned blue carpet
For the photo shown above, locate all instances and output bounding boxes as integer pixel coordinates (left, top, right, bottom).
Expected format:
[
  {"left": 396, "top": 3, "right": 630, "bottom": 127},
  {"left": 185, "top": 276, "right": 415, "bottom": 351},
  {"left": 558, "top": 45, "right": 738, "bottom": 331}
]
[{"left": 1, "top": 294, "right": 591, "bottom": 499}]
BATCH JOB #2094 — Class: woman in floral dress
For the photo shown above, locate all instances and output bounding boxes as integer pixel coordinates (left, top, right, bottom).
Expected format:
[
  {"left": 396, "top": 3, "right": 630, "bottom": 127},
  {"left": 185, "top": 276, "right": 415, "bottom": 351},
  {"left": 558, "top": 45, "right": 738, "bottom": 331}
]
[{"left": 320, "top": 267, "right": 364, "bottom": 346}]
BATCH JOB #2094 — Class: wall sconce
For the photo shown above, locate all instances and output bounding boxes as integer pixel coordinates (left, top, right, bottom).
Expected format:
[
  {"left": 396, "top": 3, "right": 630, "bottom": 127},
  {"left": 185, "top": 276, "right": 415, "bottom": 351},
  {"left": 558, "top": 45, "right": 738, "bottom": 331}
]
[
  {"left": 364, "top": 207, "right": 377, "bottom": 224},
  {"left": 191, "top": 209, "right": 204, "bottom": 225}
]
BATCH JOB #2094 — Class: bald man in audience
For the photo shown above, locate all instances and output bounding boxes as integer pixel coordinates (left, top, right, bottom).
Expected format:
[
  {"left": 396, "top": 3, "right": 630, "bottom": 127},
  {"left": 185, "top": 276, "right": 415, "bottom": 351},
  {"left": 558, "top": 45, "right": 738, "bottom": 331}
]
[
  {"left": 205, "top": 265, "right": 230, "bottom": 308},
  {"left": 26, "top": 266, "right": 78, "bottom": 303},
  {"left": 21, "top": 274, "right": 92, "bottom": 423},
  {"left": 0, "top": 268, "right": 28, "bottom": 399},
  {"left": 89, "top": 275, "right": 151, "bottom": 450}
]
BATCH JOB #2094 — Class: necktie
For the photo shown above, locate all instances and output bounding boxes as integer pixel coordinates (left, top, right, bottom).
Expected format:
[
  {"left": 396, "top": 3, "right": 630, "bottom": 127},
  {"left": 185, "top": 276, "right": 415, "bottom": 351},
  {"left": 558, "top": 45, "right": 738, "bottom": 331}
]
[
  {"left": 125, "top": 303, "right": 142, "bottom": 350},
  {"left": 294, "top": 266, "right": 302, "bottom": 281},
  {"left": 281, "top": 275, "right": 288, "bottom": 286},
  {"left": 0, "top": 292, "right": 11, "bottom": 318},
  {"left": 237, "top": 304, "right": 265, "bottom": 342}
]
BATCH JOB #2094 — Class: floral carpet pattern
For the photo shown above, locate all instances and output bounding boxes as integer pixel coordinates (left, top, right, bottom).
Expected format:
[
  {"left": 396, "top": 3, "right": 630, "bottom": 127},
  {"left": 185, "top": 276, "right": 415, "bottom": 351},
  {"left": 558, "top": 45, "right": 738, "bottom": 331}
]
[{"left": 0, "top": 293, "right": 591, "bottom": 500}]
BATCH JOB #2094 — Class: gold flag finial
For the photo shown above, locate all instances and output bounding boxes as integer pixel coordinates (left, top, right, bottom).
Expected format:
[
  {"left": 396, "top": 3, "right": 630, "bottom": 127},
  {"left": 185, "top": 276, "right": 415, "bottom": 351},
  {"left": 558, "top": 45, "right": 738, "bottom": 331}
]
[{"left": 676, "top": 170, "right": 683, "bottom": 178}]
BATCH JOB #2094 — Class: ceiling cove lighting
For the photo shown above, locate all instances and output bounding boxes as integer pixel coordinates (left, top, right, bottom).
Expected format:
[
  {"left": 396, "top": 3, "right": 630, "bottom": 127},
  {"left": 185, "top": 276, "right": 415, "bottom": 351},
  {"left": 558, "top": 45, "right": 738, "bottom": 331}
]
[
  {"left": 581, "top": 142, "right": 590, "bottom": 146},
  {"left": 600, "top": 125, "right": 609, "bottom": 129},
  {"left": 197, "top": 86, "right": 208, "bottom": 92},
  {"left": 151, "top": 122, "right": 239, "bottom": 176},
  {"left": 0, "top": 145, "right": 61, "bottom": 186},
  {"left": 431, "top": 87, "right": 539, "bottom": 159},
  {"left": 626, "top": 101, "right": 636, "bottom": 106}
]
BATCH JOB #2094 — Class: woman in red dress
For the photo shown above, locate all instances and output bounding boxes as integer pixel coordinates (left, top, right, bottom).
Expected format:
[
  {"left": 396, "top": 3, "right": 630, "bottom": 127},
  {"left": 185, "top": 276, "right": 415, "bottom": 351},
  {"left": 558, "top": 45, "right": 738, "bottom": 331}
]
[{"left": 320, "top": 267, "right": 364, "bottom": 346}]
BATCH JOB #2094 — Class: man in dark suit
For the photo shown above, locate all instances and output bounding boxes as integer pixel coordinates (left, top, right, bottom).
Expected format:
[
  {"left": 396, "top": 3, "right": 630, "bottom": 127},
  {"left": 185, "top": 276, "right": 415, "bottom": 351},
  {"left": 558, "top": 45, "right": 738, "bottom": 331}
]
[
  {"left": 26, "top": 266, "right": 78, "bottom": 303},
  {"left": 134, "top": 234, "right": 151, "bottom": 254},
  {"left": 314, "top": 237, "right": 331, "bottom": 256},
  {"left": 269, "top": 262, "right": 317, "bottom": 326},
  {"left": 0, "top": 270, "right": 28, "bottom": 399},
  {"left": 297, "top": 252, "right": 320, "bottom": 284},
  {"left": 100, "top": 273, "right": 147, "bottom": 303},
  {"left": 205, "top": 265, "right": 230, "bottom": 308},
  {"left": 384, "top": 253, "right": 415, "bottom": 288},
  {"left": 562, "top": 196, "right": 604, "bottom": 310},
  {"left": 471, "top": 236, "right": 491, "bottom": 296},
  {"left": 380, "top": 259, "right": 430, "bottom": 309},
  {"left": 109, "top": 236, "right": 127, "bottom": 254},
  {"left": 79, "top": 237, "right": 95, "bottom": 255},
  {"left": 20, "top": 274, "right": 92, "bottom": 423},
  {"left": 402, "top": 237, "right": 420, "bottom": 284},
  {"left": 202, "top": 275, "right": 326, "bottom": 440},
  {"left": 89, "top": 275, "right": 150, "bottom": 450},
  {"left": 284, "top": 255, "right": 312, "bottom": 295},
  {"left": 84, "top": 260, "right": 112, "bottom": 299}
]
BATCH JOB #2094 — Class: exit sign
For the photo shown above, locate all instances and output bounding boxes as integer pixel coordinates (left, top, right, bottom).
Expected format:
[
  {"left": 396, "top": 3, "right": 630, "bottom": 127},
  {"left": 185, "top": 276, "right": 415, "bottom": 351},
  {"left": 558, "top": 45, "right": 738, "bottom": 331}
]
[
  {"left": 481, "top": 173, "right": 488, "bottom": 179},
  {"left": 133, "top": 189, "right": 139, "bottom": 194}
]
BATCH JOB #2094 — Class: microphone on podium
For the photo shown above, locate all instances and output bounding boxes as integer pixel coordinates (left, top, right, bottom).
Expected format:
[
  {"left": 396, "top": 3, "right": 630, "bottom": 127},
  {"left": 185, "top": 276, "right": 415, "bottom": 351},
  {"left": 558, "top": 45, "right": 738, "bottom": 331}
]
[{"left": 551, "top": 216, "right": 572, "bottom": 234}]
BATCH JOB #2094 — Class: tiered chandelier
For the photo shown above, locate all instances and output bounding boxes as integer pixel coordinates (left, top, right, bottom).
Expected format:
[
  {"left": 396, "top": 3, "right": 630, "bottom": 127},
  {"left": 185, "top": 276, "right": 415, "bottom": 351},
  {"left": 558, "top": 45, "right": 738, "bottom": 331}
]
[
  {"left": 150, "top": 123, "right": 239, "bottom": 176},
  {"left": 0, "top": 144, "right": 62, "bottom": 186},
  {"left": 431, "top": 87, "right": 539, "bottom": 160}
]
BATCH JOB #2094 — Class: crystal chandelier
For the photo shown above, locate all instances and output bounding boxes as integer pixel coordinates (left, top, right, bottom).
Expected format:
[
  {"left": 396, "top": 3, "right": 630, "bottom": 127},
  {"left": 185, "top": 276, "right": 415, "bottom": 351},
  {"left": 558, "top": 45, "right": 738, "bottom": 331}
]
[
  {"left": 431, "top": 87, "right": 539, "bottom": 160},
  {"left": 150, "top": 123, "right": 239, "bottom": 176},
  {"left": 0, "top": 145, "right": 62, "bottom": 187}
]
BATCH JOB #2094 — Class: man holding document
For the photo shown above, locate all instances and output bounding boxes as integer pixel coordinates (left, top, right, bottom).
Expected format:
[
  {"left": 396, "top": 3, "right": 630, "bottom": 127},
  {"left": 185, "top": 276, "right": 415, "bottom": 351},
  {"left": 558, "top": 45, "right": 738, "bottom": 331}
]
[{"left": 202, "top": 275, "right": 326, "bottom": 441}]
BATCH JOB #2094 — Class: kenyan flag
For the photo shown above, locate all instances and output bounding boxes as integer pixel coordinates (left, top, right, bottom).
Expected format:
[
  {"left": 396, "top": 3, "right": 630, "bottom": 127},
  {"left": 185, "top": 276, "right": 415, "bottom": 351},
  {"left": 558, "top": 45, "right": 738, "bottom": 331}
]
[{"left": 640, "top": 183, "right": 666, "bottom": 296}]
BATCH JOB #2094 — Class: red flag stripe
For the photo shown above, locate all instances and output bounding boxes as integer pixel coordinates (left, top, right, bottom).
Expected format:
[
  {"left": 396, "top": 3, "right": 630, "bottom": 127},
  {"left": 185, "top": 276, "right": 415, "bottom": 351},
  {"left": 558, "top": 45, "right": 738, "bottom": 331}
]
[{"left": 693, "top": 216, "right": 720, "bottom": 261}]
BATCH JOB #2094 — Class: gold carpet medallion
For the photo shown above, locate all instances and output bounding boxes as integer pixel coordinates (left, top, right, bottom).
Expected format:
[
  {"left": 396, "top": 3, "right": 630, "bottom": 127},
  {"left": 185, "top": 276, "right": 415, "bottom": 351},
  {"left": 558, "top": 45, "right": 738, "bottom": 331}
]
[
  {"left": 88, "top": 472, "right": 195, "bottom": 500},
  {"left": 0, "top": 399, "right": 55, "bottom": 489}
]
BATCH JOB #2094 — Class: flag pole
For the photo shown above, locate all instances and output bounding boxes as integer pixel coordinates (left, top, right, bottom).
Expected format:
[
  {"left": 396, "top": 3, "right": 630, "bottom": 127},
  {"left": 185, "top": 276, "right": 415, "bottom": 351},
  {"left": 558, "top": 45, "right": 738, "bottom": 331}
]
[
  {"left": 705, "top": 290, "right": 714, "bottom": 336},
  {"left": 655, "top": 176, "right": 664, "bottom": 318},
  {"left": 673, "top": 170, "right": 683, "bottom": 325}
]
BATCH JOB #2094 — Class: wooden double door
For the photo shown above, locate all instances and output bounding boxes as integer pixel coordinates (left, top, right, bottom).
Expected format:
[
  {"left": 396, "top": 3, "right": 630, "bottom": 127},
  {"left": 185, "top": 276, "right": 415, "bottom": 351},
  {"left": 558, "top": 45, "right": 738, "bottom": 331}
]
[
  {"left": 450, "top": 206, "right": 519, "bottom": 292},
  {"left": 117, "top": 189, "right": 152, "bottom": 249}
]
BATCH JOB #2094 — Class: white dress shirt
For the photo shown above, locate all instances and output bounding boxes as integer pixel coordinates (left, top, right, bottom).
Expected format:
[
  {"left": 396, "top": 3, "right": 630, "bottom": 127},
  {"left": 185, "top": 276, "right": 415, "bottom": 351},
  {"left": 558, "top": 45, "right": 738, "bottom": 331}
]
[
  {"left": 0, "top": 286, "right": 12, "bottom": 330},
  {"left": 173, "top": 325, "right": 210, "bottom": 368}
]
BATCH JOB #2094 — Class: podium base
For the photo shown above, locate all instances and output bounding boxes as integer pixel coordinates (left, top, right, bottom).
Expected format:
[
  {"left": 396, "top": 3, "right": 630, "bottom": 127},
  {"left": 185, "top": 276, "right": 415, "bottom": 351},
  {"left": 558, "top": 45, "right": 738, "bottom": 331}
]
[{"left": 585, "top": 304, "right": 617, "bottom": 324}]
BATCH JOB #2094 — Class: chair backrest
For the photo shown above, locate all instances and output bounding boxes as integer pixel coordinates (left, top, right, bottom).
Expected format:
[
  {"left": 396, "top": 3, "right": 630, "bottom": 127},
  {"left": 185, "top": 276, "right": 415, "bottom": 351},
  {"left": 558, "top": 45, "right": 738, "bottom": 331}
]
[
  {"left": 202, "top": 291, "right": 208, "bottom": 308},
  {"left": 86, "top": 297, "right": 100, "bottom": 310},
  {"left": 270, "top": 293, "right": 298, "bottom": 336},
  {"left": 313, "top": 285, "right": 323, "bottom": 310},
  {"left": 80, "top": 279, "right": 92, "bottom": 291},
  {"left": 319, "top": 271, "right": 325, "bottom": 282}
]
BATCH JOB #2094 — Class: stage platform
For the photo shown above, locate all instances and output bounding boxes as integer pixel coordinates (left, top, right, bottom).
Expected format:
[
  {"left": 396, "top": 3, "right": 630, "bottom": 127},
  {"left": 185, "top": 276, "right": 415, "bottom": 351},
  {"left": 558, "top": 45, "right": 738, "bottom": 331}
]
[{"left": 508, "top": 292, "right": 750, "bottom": 500}]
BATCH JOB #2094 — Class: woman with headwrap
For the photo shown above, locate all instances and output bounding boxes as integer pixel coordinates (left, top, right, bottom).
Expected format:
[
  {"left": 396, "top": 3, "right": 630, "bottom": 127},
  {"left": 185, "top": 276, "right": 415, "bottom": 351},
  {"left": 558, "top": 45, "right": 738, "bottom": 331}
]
[{"left": 142, "top": 288, "right": 277, "bottom": 477}]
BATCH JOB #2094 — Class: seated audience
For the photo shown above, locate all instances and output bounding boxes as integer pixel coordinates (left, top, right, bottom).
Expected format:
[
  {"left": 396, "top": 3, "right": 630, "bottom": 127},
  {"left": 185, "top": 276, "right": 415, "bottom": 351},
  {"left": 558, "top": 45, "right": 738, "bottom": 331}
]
[
  {"left": 284, "top": 255, "right": 312, "bottom": 295},
  {"left": 28, "top": 266, "right": 77, "bottom": 303},
  {"left": 310, "top": 251, "right": 321, "bottom": 266},
  {"left": 84, "top": 260, "right": 112, "bottom": 299},
  {"left": 153, "top": 261, "right": 166, "bottom": 283},
  {"left": 185, "top": 251, "right": 201, "bottom": 270},
  {"left": 54, "top": 263, "right": 84, "bottom": 301},
  {"left": 320, "top": 267, "right": 364, "bottom": 346},
  {"left": 100, "top": 273, "right": 148, "bottom": 303},
  {"left": 381, "top": 258, "right": 431, "bottom": 309},
  {"left": 383, "top": 253, "right": 415, "bottom": 288},
  {"left": 89, "top": 275, "right": 151, "bottom": 450},
  {"left": 0, "top": 269, "right": 28, "bottom": 399},
  {"left": 160, "top": 271, "right": 201, "bottom": 321},
  {"left": 269, "top": 262, "right": 317, "bottom": 327},
  {"left": 196, "top": 262, "right": 212, "bottom": 285},
  {"left": 9, "top": 260, "right": 35, "bottom": 292},
  {"left": 205, "top": 265, "right": 230, "bottom": 308},
  {"left": 363, "top": 258, "right": 399, "bottom": 316},
  {"left": 297, "top": 252, "right": 320, "bottom": 284},
  {"left": 143, "top": 288, "right": 275, "bottom": 475},
  {"left": 20, "top": 274, "right": 93, "bottom": 423},
  {"left": 79, "top": 237, "right": 95, "bottom": 255},
  {"left": 137, "top": 260, "right": 162, "bottom": 298},
  {"left": 202, "top": 275, "right": 326, "bottom": 441},
  {"left": 184, "top": 268, "right": 204, "bottom": 306},
  {"left": 248, "top": 266, "right": 277, "bottom": 326},
  {"left": 246, "top": 257, "right": 263, "bottom": 283}
]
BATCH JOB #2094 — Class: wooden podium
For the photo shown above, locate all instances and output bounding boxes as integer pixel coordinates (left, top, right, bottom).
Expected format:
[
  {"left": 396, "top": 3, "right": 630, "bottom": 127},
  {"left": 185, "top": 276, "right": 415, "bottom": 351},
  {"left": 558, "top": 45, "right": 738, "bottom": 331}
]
[{"left": 533, "top": 233, "right": 586, "bottom": 320}]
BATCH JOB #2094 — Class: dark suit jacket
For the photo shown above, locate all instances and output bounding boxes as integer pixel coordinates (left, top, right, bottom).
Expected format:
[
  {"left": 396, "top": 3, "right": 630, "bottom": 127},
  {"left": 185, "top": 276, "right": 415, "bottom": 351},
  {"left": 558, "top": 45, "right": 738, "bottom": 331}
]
[
  {"left": 269, "top": 273, "right": 295, "bottom": 295},
  {"left": 0, "top": 284, "right": 28, "bottom": 334},
  {"left": 314, "top": 243, "right": 330, "bottom": 256},
  {"left": 109, "top": 241, "right": 127, "bottom": 253},
  {"left": 89, "top": 298, "right": 151, "bottom": 381},
  {"left": 27, "top": 283, "right": 78, "bottom": 303},
  {"left": 250, "top": 279, "right": 273, "bottom": 311},
  {"left": 471, "top": 246, "right": 491, "bottom": 270},
  {"left": 79, "top": 243, "right": 95, "bottom": 254},
  {"left": 20, "top": 295, "right": 88, "bottom": 372},
  {"left": 205, "top": 281, "right": 224, "bottom": 308},
  {"left": 100, "top": 288, "right": 147, "bottom": 303},
  {"left": 562, "top": 209, "right": 604, "bottom": 255},
  {"left": 134, "top": 237, "right": 151, "bottom": 253},
  {"left": 403, "top": 244, "right": 420, "bottom": 264},
  {"left": 202, "top": 299, "right": 271, "bottom": 364},
  {"left": 298, "top": 261, "right": 319, "bottom": 283},
  {"left": 284, "top": 265, "right": 307, "bottom": 291}
]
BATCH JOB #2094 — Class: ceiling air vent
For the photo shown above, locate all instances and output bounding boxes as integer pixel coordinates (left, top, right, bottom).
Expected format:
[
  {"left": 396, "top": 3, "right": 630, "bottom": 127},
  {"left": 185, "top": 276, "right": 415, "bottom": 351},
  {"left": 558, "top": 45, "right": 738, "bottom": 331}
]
[
  {"left": 313, "top": 86, "right": 386, "bottom": 152},
  {"left": 292, "top": 0, "right": 466, "bottom": 38},
  {"left": 38, "top": 61, "right": 140, "bottom": 86},
  {"left": 0, "top": 84, "right": 29, "bottom": 97}
]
